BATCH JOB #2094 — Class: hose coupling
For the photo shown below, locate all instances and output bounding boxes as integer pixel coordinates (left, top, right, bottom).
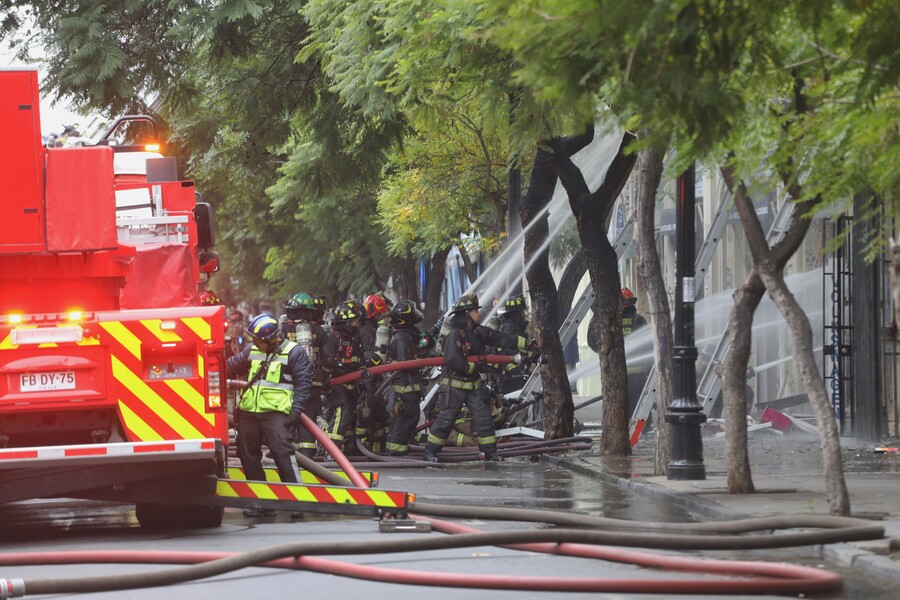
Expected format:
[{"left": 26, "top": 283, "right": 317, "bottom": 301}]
[{"left": 0, "top": 578, "right": 25, "bottom": 599}]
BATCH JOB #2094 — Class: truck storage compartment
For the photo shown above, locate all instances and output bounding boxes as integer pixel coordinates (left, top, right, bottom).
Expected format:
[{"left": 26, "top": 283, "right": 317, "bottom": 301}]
[
  {"left": 0, "top": 70, "right": 45, "bottom": 253},
  {"left": 45, "top": 146, "right": 118, "bottom": 251}
]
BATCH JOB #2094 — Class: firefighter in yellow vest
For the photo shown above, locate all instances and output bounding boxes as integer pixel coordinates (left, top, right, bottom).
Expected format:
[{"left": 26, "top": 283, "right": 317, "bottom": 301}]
[{"left": 227, "top": 314, "right": 312, "bottom": 515}]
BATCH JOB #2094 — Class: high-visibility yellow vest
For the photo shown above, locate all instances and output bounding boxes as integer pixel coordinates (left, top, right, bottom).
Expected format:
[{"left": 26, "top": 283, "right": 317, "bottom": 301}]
[{"left": 239, "top": 341, "right": 298, "bottom": 414}]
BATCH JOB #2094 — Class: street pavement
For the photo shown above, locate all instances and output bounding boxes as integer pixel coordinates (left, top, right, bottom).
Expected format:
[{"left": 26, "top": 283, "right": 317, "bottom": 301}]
[{"left": 546, "top": 428, "right": 900, "bottom": 587}]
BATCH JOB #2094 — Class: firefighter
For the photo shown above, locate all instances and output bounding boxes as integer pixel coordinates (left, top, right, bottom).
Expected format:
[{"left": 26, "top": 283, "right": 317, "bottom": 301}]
[
  {"left": 325, "top": 302, "right": 365, "bottom": 454},
  {"left": 497, "top": 294, "right": 528, "bottom": 337},
  {"left": 620, "top": 287, "right": 647, "bottom": 335},
  {"left": 494, "top": 293, "right": 531, "bottom": 395},
  {"left": 353, "top": 294, "right": 391, "bottom": 453},
  {"left": 423, "top": 293, "right": 532, "bottom": 463},
  {"left": 227, "top": 314, "right": 312, "bottom": 516},
  {"left": 620, "top": 287, "right": 649, "bottom": 417},
  {"left": 384, "top": 300, "right": 425, "bottom": 456},
  {"left": 281, "top": 292, "right": 335, "bottom": 458}
]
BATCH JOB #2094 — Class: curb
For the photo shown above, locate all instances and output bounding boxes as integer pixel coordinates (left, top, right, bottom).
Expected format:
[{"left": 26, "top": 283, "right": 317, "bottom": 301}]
[{"left": 543, "top": 453, "right": 900, "bottom": 583}]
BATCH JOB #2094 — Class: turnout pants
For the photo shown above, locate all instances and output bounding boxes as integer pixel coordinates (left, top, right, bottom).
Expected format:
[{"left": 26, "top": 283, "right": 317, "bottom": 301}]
[
  {"left": 292, "top": 387, "right": 323, "bottom": 458},
  {"left": 356, "top": 380, "right": 390, "bottom": 453},
  {"left": 326, "top": 383, "right": 358, "bottom": 453},
  {"left": 425, "top": 381, "right": 497, "bottom": 456},
  {"left": 236, "top": 409, "right": 298, "bottom": 483},
  {"left": 386, "top": 391, "right": 421, "bottom": 455}
]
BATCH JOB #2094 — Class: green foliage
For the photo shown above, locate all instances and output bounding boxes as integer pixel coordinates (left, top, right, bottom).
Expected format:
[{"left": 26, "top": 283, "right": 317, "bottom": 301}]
[
  {"left": 302, "top": 0, "right": 522, "bottom": 260},
  {"left": 377, "top": 102, "right": 511, "bottom": 258},
  {"left": 477, "top": 0, "right": 900, "bottom": 253}
]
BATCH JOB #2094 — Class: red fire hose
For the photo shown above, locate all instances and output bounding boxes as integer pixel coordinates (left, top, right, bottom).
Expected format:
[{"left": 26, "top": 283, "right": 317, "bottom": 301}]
[{"left": 328, "top": 354, "right": 519, "bottom": 387}]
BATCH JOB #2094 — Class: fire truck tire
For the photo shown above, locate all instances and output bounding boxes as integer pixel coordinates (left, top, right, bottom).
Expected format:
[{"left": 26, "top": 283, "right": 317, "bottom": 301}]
[
  {"left": 135, "top": 503, "right": 182, "bottom": 530},
  {"left": 183, "top": 504, "right": 224, "bottom": 528}
]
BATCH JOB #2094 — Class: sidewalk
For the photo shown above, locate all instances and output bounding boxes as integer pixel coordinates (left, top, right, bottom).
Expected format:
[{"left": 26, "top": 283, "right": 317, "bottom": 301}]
[{"left": 545, "top": 430, "right": 900, "bottom": 582}]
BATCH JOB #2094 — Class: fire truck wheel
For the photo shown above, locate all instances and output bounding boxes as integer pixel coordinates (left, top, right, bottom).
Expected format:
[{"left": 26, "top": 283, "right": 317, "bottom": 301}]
[
  {"left": 184, "top": 504, "right": 225, "bottom": 528},
  {"left": 135, "top": 503, "right": 183, "bottom": 530}
]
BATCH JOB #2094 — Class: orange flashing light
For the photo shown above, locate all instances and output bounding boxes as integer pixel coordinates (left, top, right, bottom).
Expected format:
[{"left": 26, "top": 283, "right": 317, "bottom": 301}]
[
  {"left": 159, "top": 320, "right": 177, "bottom": 330},
  {"left": 67, "top": 310, "right": 84, "bottom": 322},
  {"left": 145, "top": 143, "right": 161, "bottom": 152},
  {"left": 8, "top": 313, "right": 24, "bottom": 324}
]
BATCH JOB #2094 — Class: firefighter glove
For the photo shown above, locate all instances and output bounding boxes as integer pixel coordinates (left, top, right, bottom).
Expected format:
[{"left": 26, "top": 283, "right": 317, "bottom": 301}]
[{"left": 287, "top": 409, "right": 303, "bottom": 426}]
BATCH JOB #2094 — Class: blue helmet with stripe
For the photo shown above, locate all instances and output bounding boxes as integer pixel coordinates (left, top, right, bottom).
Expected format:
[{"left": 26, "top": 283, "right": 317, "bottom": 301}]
[{"left": 247, "top": 314, "right": 281, "bottom": 344}]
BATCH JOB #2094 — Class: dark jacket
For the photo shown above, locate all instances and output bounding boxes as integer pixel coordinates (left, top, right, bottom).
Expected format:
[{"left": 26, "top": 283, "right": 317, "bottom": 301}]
[
  {"left": 330, "top": 326, "right": 364, "bottom": 377},
  {"left": 389, "top": 327, "right": 421, "bottom": 387},
  {"left": 226, "top": 339, "right": 312, "bottom": 412},
  {"left": 443, "top": 323, "right": 524, "bottom": 380}
]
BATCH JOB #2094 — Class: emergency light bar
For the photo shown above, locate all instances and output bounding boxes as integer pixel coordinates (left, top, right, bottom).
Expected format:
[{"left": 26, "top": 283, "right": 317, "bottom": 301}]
[{"left": 11, "top": 326, "right": 84, "bottom": 345}]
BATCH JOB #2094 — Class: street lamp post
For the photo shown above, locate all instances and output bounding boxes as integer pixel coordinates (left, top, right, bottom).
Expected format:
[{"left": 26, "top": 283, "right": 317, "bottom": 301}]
[{"left": 666, "top": 162, "right": 707, "bottom": 480}]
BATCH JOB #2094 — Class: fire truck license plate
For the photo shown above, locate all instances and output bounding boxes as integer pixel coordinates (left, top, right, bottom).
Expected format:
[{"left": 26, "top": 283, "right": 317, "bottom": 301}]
[{"left": 20, "top": 371, "right": 76, "bottom": 392}]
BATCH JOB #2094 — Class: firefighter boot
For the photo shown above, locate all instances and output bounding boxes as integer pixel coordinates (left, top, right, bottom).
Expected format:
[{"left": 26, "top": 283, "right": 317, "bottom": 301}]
[{"left": 423, "top": 444, "right": 442, "bottom": 463}]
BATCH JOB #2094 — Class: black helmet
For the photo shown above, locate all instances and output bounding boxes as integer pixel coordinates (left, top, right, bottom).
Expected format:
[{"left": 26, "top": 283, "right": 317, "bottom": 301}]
[
  {"left": 389, "top": 300, "right": 423, "bottom": 328},
  {"left": 331, "top": 301, "right": 362, "bottom": 328},
  {"left": 497, "top": 293, "right": 526, "bottom": 316},
  {"left": 345, "top": 299, "right": 366, "bottom": 320},
  {"left": 450, "top": 293, "right": 480, "bottom": 314}
]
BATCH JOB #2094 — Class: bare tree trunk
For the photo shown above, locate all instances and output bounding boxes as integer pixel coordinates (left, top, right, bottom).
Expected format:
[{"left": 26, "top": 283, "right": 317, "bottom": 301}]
[
  {"left": 459, "top": 248, "right": 479, "bottom": 288},
  {"left": 394, "top": 257, "right": 420, "bottom": 302},
  {"left": 422, "top": 247, "right": 450, "bottom": 326},
  {"left": 759, "top": 265, "right": 850, "bottom": 515},
  {"left": 521, "top": 146, "right": 575, "bottom": 439},
  {"left": 725, "top": 166, "right": 850, "bottom": 515},
  {"left": 721, "top": 270, "right": 764, "bottom": 493},
  {"left": 633, "top": 144, "right": 672, "bottom": 475},
  {"left": 891, "top": 241, "right": 900, "bottom": 329},
  {"left": 549, "top": 130, "right": 638, "bottom": 456}
]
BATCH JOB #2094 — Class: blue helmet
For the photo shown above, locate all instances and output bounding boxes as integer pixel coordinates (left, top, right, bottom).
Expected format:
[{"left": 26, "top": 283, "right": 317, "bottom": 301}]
[{"left": 247, "top": 314, "right": 281, "bottom": 344}]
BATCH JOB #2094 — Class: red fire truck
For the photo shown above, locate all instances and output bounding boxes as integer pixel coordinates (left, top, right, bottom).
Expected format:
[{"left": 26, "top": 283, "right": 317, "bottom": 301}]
[{"left": 0, "top": 69, "right": 410, "bottom": 528}]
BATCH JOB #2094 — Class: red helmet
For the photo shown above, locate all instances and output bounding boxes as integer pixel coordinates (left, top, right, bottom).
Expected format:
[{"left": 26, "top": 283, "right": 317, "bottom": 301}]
[
  {"left": 199, "top": 291, "right": 220, "bottom": 306},
  {"left": 621, "top": 287, "right": 636, "bottom": 305},
  {"left": 364, "top": 292, "right": 391, "bottom": 319}
]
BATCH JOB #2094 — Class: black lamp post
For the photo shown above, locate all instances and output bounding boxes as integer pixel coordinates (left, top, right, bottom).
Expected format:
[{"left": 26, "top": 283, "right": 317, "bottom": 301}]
[{"left": 666, "top": 162, "right": 707, "bottom": 480}]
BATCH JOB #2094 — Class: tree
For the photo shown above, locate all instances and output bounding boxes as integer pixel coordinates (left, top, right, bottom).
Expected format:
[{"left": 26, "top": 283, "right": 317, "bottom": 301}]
[
  {"left": 520, "top": 134, "right": 593, "bottom": 439},
  {"left": 547, "top": 129, "right": 637, "bottom": 455},
  {"left": 633, "top": 143, "right": 673, "bottom": 474}
]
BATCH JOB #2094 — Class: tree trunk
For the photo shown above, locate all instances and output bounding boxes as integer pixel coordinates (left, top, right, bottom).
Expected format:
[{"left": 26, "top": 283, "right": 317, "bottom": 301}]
[
  {"left": 557, "top": 248, "right": 587, "bottom": 323},
  {"left": 394, "top": 257, "right": 420, "bottom": 303},
  {"left": 721, "top": 270, "right": 764, "bottom": 493},
  {"left": 725, "top": 166, "right": 850, "bottom": 515},
  {"left": 759, "top": 265, "right": 850, "bottom": 515},
  {"left": 633, "top": 144, "right": 672, "bottom": 475},
  {"left": 422, "top": 247, "right": 450, "bottom": 326},
  {"left": 521, "top": 146, "right": 574, "bottom": 439},
  {"left": 549, "top": 130, "right": 637, "bottom": 456},
  {"left": 459, "top": 248, "right": 479, "bottom": 288}
]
